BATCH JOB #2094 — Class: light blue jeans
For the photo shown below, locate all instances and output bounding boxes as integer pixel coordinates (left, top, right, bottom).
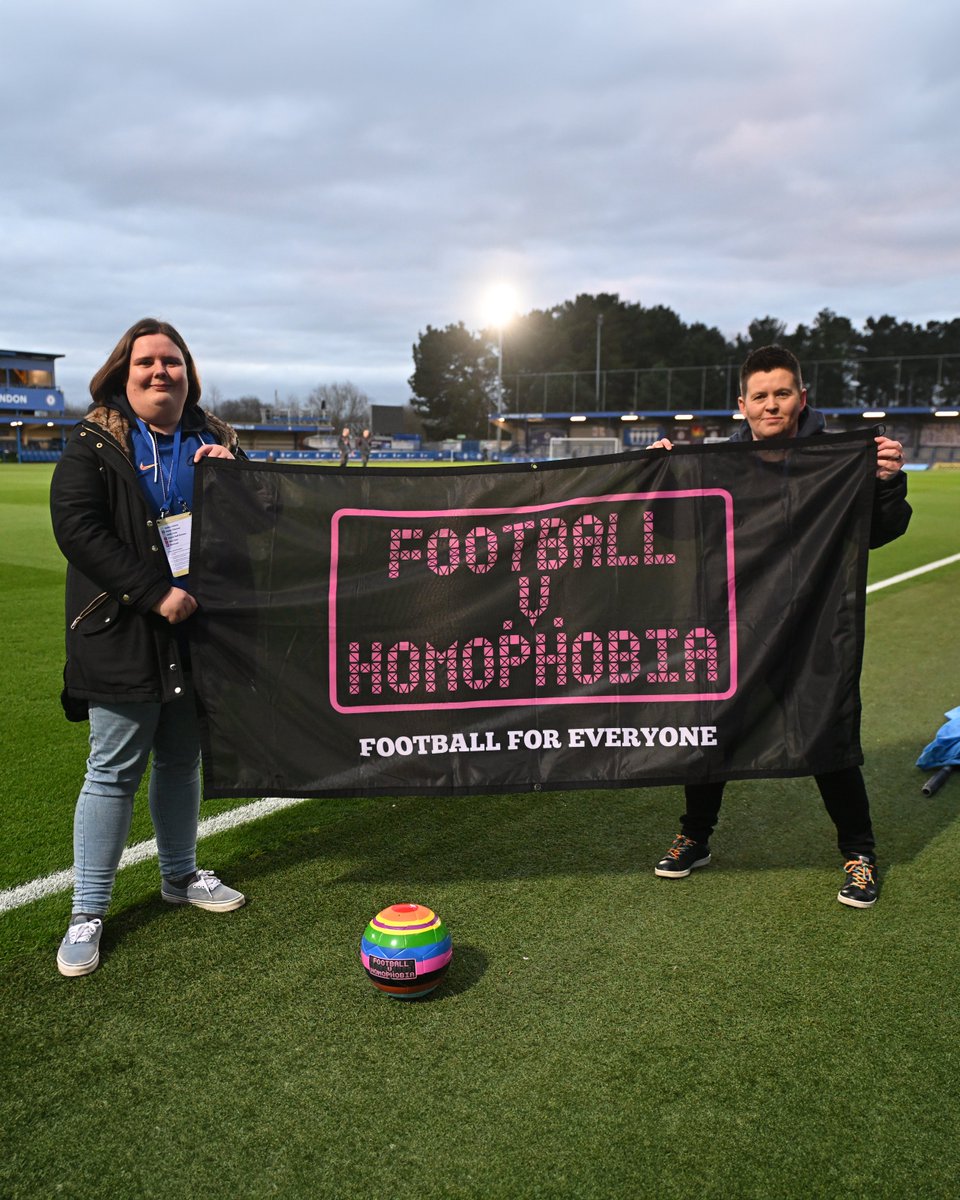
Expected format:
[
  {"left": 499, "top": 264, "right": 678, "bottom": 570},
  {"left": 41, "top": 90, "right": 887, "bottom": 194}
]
[{"left": 72, "top": 686, "right": 201, "bottom": 915}]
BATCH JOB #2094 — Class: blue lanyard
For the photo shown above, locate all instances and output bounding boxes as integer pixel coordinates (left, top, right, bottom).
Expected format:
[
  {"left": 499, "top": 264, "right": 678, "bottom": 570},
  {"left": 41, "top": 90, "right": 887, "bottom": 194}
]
[{"left": 132, "top": 418, "right": 190, "bottom": 516}]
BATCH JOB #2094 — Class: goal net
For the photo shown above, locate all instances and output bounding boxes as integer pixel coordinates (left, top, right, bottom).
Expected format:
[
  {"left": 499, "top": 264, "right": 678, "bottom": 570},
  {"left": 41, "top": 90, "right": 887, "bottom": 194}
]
[{"left": 548, "top": 436, "right": 620, "bottom": 460}]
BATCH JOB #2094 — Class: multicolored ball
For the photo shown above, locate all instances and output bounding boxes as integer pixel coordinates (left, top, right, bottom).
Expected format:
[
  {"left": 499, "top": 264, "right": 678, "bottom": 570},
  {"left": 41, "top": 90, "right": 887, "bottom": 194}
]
[{"left": 360, "top": 903, "right": 453, "bottom": 999}]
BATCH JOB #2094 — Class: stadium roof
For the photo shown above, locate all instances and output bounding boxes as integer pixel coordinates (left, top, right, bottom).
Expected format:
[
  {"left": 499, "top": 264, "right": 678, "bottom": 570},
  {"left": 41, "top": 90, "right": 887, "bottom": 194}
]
[{"left": 0, "top": 348, "right": 63, "bottom": 361}]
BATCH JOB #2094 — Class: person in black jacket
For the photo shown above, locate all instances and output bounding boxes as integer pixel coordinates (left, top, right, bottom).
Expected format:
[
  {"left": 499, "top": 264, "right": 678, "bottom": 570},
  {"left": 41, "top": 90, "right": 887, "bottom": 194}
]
[
  {"left": 51, "top": 318, "right": 247, "bottom": 977},
  {"left": 650, "top": 344, "right": 911, "bottom": 908}
]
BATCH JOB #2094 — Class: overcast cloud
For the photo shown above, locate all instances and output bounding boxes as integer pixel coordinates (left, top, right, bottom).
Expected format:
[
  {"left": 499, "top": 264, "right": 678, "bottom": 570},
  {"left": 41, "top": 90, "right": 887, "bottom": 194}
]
[{"left": 4, "top": 0, "right": 959, "bottom": 408}]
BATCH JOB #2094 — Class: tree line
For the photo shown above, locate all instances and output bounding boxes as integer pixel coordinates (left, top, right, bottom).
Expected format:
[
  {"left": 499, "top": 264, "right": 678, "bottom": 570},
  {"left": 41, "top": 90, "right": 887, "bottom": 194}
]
[
  {"left": 204, "top": 382, "right": 372, "bottom": 430},
  {"left": 409, "top": 294, "right": 960, "bottom": 439}
]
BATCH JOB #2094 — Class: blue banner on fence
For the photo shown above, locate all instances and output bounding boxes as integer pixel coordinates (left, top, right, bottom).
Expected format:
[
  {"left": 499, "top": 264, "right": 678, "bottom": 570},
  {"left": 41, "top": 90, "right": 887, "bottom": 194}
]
[{"left": 190, "top": 431, "right": 875, "bottom": 797}]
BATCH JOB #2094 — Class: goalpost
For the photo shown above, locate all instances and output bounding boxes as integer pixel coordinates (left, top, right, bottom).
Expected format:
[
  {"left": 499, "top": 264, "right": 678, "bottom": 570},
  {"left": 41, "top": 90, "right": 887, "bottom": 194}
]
[{"left": 548, "top": 436, "right": 621, "bottom": 460}]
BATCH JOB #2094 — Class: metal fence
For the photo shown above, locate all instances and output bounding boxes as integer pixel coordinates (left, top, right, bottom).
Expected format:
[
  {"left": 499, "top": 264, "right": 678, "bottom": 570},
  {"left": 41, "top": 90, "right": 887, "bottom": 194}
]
[{"left": 503, "top": 354, "right": 960, "bottom": 413}]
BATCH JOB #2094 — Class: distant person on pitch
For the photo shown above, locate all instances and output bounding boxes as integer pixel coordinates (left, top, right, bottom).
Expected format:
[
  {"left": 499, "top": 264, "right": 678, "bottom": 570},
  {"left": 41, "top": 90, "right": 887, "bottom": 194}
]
[
  {"left": 358, "top": 428, "right": 372, "bottom": 467},
  {"left": 339, "top": 426, "right": 352, "bottom": 467},
  {"left": 648, "top": 344, "right": 911, "bottom": 908},
  {"left": 50, "top": 318, "right": 246, "bottom": 978}
]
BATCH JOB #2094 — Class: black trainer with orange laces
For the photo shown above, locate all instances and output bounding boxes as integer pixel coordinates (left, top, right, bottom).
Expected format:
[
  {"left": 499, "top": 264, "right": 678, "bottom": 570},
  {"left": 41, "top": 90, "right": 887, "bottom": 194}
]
[
  {"left": 837, "top": 855, "right": 879, "bottom": 908},
  {"left": 654, "top": 834, "right": 712, "bottom": 878}
]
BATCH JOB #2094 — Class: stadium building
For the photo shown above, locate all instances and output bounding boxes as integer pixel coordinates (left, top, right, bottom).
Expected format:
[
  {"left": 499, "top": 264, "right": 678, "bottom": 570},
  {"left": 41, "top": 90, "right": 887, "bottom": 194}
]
[
  {"left": 1, "top": 348, "right": 67, "bottom": 461},
  {"left": 4, "top": 346, "right": 958, "bottom": 467}
]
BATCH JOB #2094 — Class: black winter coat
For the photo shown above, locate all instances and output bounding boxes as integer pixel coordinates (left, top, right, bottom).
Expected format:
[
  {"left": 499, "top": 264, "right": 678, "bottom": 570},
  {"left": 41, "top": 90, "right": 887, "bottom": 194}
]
[
  {"left": 729, "top": 406, "right": 912, "bottom": 549},
  {"left": 50, "top": 398, "right": 242, "bottom": 719}
]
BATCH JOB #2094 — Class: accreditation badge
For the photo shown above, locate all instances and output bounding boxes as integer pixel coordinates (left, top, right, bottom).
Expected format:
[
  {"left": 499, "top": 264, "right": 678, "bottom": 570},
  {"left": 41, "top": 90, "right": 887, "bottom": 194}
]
[{"left": 157, "top": 511, "right": 193, "bottom": 578}]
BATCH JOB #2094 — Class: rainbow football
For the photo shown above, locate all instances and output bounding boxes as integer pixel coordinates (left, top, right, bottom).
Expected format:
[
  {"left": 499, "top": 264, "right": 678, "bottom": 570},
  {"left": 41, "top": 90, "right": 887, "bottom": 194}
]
[{"left": 360, "top": 903, "right": 453, "bottom": 999}]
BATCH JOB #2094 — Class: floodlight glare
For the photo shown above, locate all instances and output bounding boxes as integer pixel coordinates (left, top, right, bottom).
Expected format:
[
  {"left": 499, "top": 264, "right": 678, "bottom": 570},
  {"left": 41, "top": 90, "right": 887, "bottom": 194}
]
[{"left": 482, "top": 283, "right": 519, "bottom": 329}]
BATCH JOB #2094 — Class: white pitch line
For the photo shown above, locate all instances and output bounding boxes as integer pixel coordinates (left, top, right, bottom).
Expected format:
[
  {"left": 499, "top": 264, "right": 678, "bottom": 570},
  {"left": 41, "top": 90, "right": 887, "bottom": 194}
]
[
  {"left": 0, "top": 796, "right": 311, "bottom": 915},
  {"left": 3, "top": 551, "right": 959, "bottom": 917},
  {"left": 865, "top": 552, "right": 960, "bottom": 593}
]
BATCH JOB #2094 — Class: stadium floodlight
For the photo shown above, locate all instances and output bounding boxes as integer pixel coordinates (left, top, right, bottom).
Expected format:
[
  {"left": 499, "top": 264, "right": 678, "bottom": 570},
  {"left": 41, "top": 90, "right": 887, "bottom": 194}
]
[
  {"left": 482, "top": 283, "right": 519, "bottom": 331},
  {"left": 482, "top": 284, "right": 519, "bottom": 450}
]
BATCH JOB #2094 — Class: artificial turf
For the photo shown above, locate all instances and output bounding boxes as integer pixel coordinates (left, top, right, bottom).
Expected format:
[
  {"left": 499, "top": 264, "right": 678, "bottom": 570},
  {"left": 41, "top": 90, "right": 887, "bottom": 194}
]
[{"left": 1, "top": 464, "right": 958, "bottom": 1198}]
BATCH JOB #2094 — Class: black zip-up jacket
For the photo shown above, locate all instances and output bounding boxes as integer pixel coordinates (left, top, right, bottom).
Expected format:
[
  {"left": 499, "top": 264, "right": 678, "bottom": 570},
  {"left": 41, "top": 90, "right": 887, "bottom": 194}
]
[
  {"left": 50, "top": 396, "right": 242, "bottom": 719},
  {"left": 729, "top": 406, "right": 911, "bottom": 548}
]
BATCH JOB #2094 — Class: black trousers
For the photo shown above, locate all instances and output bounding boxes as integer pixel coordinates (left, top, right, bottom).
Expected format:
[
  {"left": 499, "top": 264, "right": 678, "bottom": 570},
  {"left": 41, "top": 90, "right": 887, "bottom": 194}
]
[{"left": 680, "top": 766, "right": 875, "bottom": 859}]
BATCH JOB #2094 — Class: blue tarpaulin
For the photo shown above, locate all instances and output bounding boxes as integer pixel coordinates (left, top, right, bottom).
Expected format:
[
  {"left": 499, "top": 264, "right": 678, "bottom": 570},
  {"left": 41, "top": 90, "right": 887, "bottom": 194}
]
[{"left": 917, "top": 706, "right": 960, "bottom": 770}]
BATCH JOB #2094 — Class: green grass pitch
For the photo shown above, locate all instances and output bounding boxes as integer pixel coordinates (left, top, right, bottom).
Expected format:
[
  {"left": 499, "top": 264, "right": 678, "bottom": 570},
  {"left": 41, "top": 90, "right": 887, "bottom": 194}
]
[{"left": 1, "top": 463, "right": 958, "bottom": 1198}]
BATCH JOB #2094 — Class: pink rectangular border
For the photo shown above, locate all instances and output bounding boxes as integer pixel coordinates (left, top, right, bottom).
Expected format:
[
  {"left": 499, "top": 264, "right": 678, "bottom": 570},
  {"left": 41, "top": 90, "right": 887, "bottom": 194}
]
[{"left": 329, "top": 490, "right": 737, "bottom": 713}]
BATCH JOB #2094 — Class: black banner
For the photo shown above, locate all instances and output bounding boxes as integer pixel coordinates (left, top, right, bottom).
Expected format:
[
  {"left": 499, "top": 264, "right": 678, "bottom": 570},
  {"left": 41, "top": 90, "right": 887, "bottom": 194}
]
[{"left": 190, "top": 431, "right": 876, "bottom": 797}]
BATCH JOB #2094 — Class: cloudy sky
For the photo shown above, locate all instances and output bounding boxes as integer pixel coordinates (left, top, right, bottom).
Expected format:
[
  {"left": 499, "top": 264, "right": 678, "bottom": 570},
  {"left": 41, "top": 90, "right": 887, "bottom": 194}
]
[{"left": 4, "top": 0, "right": 959, "bottom": 408}]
